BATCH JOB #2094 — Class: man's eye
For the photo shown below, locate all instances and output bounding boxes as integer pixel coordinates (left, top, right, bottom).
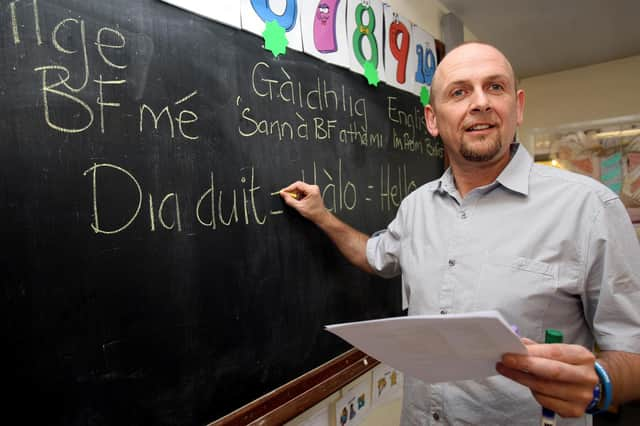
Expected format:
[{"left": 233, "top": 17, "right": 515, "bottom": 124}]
[
  {"left": 451, "top": 89, "right": 465, "bottom": 97},
  {"left": 489, "top": 83, "right": 504, "bottom": 91}
]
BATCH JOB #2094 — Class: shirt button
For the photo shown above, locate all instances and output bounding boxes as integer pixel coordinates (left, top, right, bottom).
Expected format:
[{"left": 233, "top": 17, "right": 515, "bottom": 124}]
[
  {"left": 460, "top": 211, "right": 467, "bottom": 219},
  {"left": 433, "top": 412, "right": 440, "bottom": 421},
  {"left": 448, "top": 259, "right": 455, "bottom": 267}
]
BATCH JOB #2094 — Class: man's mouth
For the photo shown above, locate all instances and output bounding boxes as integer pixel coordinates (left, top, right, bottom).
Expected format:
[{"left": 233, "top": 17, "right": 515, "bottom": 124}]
[{"left": 465, "top": 123, "right": 496, "bottom": 132}]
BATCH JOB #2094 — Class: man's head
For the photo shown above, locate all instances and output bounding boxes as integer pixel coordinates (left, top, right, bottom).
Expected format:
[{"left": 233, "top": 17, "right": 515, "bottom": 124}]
[{"left": 425, "top": 42, "right": 525, "bottom": 165}]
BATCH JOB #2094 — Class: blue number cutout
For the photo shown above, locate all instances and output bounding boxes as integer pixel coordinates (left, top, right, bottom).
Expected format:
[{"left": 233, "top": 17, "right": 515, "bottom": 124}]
[
  {"left": 415, "top": 44, "right": 436, "bottom": 85},
  {"left": 250, "top": 0, "right": 298, "bottom": 31}
]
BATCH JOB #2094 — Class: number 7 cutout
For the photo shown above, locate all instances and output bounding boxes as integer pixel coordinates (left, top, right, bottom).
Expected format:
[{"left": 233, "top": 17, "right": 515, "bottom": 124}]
[{"left": 301, "top": 0, "right": 350, "bottom": 68}]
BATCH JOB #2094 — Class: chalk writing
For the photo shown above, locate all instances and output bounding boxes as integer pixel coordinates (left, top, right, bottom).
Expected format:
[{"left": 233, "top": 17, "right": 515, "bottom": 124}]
[
  {"left": 139, "top": 90, "right": 200, "bottom": 140},
  {"left": 84, "top": 161, "right": 421, "bottom": 234},
  {"left": 83, "top": 163, "right": 182, "bottom": 234},
  {"left": 30, "top": 15, "right": 128, "bottom": 134},
  {"left": 5, "top": 4, "right": 438, "bottom": 240},
  {"left": 241, "top": 61, "right": 385, "bottom": 147},
  {"left": 9, "top": 0, "right": 42, "bottom": 45}
]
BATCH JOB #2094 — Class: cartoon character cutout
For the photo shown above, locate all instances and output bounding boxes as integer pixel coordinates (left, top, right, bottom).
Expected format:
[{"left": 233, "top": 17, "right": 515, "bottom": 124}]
[
  {"left": 313, "top": 0, "right": 340, "bottom": 52},
  {"left": 340, "top": 406, "right": 348, "bottom": 425},
  {"left": 357, "top": 393, "right": 366, "bottom": 409},
  {"left": 377, "top": 377, "right": 387, "bottom": 396}
]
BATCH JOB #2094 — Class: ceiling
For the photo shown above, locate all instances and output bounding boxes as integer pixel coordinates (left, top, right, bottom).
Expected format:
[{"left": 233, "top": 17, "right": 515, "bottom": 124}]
[{"left": 438, "top": 0, "right": 640, "bottom": 79}]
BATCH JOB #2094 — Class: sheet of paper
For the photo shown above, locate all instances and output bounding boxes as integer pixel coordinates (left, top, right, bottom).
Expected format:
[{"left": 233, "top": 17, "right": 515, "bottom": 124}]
[
  {"left": 335, "top": 373, "right": 371, "bottom": 426},
  {"left": 371, "top": 363, "right": 403, "bottom": 408},
  {"left": 326, "top": 310, "right": 527, "bottom": 384}
]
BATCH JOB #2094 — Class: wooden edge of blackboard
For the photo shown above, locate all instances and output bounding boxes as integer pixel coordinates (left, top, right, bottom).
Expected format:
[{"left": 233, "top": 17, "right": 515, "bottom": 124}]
[{"left": 208, "top": 348, "right": 379, "bottom": 426}]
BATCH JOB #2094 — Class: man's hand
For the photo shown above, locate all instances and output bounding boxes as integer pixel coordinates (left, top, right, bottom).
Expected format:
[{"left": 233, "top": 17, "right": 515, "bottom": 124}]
[
  {"left": 280, "top": 181, "right": 331, "bottom": 225},
  {"left": 279, "top": 181, "right": 374, "bottom": 274},
  {"left": 497, "top": 338, "right": 598, "bottom": 418}
]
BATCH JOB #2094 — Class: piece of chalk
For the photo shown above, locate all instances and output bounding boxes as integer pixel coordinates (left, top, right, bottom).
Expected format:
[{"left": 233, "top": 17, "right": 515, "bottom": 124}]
[{"left": 270, "top": 191, "right": 298, "bottom": 199}]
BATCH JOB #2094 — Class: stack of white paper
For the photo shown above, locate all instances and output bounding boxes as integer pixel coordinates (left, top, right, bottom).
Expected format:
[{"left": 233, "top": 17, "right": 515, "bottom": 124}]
[{"left": 326, "top": 310, "right": 527, "bottom": 384}]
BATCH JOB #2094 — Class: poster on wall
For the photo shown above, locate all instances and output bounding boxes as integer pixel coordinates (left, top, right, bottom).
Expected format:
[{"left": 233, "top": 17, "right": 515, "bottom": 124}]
[
  {"left": 371, "top": 363, "right": 403, "bottom": 408},
  {"left": 335, "top": 374, "right": 371, "bottom": 426}
]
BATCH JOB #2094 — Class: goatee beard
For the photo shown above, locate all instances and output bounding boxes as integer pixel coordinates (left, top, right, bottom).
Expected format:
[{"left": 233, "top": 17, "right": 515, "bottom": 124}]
[{"left": 460, "top": 137, "right": 502, "bottom": 162}]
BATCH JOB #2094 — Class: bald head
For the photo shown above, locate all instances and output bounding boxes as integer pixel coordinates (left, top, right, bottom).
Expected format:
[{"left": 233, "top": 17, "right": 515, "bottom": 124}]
[{"left": 429, "top": 42, "right": 517, "bottom": 109}]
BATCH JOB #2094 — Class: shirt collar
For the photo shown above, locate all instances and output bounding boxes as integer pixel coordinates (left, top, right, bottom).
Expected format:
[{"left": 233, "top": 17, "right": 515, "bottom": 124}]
[
  {"left": 435, "top": 143, "right": 532, "bottom": 196},
  {"left": 496, "top": 143, "right": 532, "bottom": 196}
]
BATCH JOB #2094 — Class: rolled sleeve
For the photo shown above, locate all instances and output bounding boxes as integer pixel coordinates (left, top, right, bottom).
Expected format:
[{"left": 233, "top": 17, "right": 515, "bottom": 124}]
[
  {"left": 586, "top": 198, "right": 640, "bottom": 353},
  {"left": 366, "top": 219, "right": 403, "bottom": 279}
]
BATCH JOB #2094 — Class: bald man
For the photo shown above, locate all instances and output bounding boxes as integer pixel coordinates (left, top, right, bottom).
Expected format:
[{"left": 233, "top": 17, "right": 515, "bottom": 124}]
[{"left": 280, "top": 42, "right": 640, "bottom": 425}]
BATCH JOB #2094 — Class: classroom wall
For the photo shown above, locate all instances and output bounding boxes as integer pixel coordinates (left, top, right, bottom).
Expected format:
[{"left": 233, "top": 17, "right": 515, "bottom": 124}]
[{"left": 518, "top": 54, "right": 640, "bottom": 154}]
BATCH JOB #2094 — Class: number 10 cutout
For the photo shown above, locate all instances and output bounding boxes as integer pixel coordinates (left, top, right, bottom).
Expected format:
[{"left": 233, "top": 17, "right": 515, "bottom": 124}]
[{"left": 416, "top": 44, "right": 436, "bottom": 85}]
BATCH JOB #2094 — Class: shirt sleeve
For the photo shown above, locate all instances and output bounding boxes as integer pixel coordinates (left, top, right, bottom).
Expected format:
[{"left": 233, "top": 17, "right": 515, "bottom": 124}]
[
  {"left": 366, "top": 212, "right": 404, "bottom": 279},
  {"left": 585, "top": 197, "right": 640, "bottom": 353}
]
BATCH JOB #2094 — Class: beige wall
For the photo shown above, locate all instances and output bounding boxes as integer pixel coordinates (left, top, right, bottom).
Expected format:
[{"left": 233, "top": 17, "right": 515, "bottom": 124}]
[{"left": 519, "top": 54, "right": 640, "bottom": 153}]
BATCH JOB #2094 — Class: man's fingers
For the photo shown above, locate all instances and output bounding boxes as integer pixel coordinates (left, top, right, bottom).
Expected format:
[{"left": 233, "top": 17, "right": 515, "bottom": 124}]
[
  {"left": 496, "top": 363, "right": 594, "bottom": 406},
  {"left": 532, "top": 392, "right": 591, "bottom": 418},
  {"left": 280, "top": 181, "right": 310, "bottom": 200},
  {"left": 500, "top": 352, "right": 597, "bottom": 384},
  {"left": 280, "top": 180, "right": 307, "bottom": 192},
  {"left": 505, "top": 343, "right": 595, "bottom": 365}
]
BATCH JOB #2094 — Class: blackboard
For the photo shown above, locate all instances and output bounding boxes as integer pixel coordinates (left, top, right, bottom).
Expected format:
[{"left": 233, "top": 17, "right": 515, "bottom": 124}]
[{"left": 0, "top": 1, "right": 444, "bottom": 424}]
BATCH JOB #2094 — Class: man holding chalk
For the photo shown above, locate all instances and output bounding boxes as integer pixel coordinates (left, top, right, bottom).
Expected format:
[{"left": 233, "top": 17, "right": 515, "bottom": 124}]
[{"left": 281, "top": 42, "right": 640, "bottom": 425}]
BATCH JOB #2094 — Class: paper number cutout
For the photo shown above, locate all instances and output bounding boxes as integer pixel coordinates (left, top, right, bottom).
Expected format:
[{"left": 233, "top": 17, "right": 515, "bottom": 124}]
[
  {"left": 313, "top": 0, "right": 340, "bottom": 53},
  {"left": 251, "top": 0, "right": 298, "bottom": 31},
  {"left": 416, "top": 44, "right": 436, "bottom": 85},
  {"left": 352, "top": 4, "right": 378, "bottom": 69},
  {"left": 389, "top": 20, "right": 409, "bottom": 84}
]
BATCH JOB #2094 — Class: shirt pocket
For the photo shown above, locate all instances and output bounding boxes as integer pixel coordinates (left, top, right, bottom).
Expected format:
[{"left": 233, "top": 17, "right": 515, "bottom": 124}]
[{"left": 472, "top": 255, "right": 558, "bottom": 341}]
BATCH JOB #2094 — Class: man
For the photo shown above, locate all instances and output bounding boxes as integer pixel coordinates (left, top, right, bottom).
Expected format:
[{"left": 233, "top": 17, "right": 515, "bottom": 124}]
[{"left": 280, "top": 42, "right": 640, "bottom": 425}]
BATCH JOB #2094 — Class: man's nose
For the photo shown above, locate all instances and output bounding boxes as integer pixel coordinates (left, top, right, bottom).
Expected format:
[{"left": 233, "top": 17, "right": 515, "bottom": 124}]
[{"left": 470, "top": 89, "right": 492, "bottom": 112}]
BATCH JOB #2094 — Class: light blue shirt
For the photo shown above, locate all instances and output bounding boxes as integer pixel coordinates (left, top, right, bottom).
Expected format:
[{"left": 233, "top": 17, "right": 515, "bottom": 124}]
[{"left": 366, "top": 144, "right": 640, "bottom": 425}]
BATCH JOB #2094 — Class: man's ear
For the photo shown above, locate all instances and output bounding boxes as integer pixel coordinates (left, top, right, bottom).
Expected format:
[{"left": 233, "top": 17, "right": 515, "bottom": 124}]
[
  {"left": 515, "top": 89, "right": 525, "bottom": 126},
  {"left": 425, "top": 105, "right": 439, "bottom": 137}
]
